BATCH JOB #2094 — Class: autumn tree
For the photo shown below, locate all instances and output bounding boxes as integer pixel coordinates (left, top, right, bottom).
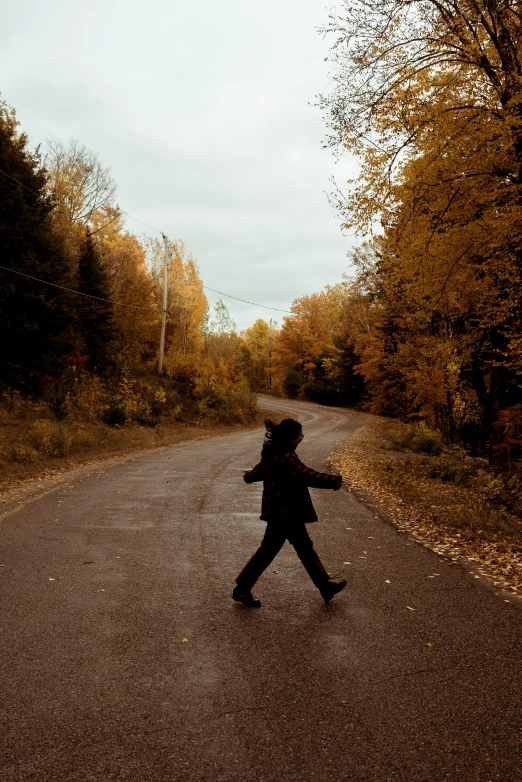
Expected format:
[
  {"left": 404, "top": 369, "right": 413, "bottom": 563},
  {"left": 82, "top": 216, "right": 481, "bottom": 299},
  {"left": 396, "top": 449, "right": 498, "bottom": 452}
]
[
  {"left": 202, "top": 300, "right": 244, "bottom": 380},
  {"left": 44, "top": 139, "right": 117, "bottom": 262},
  {"left": 94, "top": 216, "right": 159, "bottom": 367},
  {"left": 321, "top": 0, "right": 522, "bottom": 230},
  {"left": 272, "top": 284, "right": 365, "bottom": 405},
  {"left": 242, "top": 319, "right": 273, "bottom": 391},
  {"left": 273, "top": 288, "right": 343, "bottom": 379},
  {"left": 145, "top": 238, "right": 207, "bottom": 367},
  {"left": 320, "top": 0, "right": 522, "bottom": 447}
]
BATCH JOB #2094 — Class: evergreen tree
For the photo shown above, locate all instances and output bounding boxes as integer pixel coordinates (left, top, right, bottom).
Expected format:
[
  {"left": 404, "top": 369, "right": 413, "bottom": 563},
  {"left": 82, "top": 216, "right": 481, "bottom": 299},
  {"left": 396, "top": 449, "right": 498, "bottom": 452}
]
[
  {"left": 283, "top": 366, "right": 304, "bottom": 399},
  {"left": 0, "top": 99, "right": 75, "bottom": 393},
  {"left": 77, "top": 236, "right": 116, "bottom": 373},
  {"left": 334, "top": 340, "right": 365, "bottom": 407}
]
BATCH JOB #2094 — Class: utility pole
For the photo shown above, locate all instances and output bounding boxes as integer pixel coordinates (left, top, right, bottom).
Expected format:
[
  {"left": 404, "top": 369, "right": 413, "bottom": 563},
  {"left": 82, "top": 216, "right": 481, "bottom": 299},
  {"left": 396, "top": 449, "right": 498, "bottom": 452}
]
[
  {"left": 158, "top": 233, "right": 169, "bottom": 375},
  {"left": 268, "top": 318, "right": 273, "bottom": 389}
]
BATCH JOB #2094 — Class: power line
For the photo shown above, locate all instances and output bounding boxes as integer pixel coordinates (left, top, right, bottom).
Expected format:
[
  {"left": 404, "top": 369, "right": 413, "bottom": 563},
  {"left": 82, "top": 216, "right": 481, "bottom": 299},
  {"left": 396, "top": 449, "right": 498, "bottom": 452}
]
[
  {"left": 123, "top": 211, "right": 163, "bottom": 234},
  {"left": 203, "top": 285, "right": 291, "bottom": 314},
  {"left": 0, "top": 264, "right": 159, "bottom": 311},
  {"left": 87, "top": 214, "right": 122, "bottom": 236},
  {"left": 0, "top": 165, "right": 163, "bottom": 235},
  {"left": 0, "top": 167, "right": 293, "bottom": 317},
  {"left": 0, "top": 166, "right": 42, "bottom": 199}
]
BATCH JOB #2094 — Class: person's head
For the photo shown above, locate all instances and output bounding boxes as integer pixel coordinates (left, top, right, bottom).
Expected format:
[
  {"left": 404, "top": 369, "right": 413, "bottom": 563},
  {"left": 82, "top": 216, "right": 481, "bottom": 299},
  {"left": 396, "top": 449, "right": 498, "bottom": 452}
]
[{"left": 264, "top": 418, "right": 303, "bottom": 452}]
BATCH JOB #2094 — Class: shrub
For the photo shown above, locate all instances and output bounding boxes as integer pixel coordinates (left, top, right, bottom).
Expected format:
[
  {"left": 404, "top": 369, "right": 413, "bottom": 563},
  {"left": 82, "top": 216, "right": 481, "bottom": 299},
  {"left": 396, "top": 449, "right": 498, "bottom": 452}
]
[
  {"left": 134, "top": 401, "right": 158, "bottom": 427},
  {"left": 72, "top": 424, "right": 95, "bottom": 449},
  {"left": 428, "top": 446, "right": 473, "bottom": 486},
  {"left": 472, "top": 469, "right": 522, "bottom": 509},
  {"left": 196, "top": 378, "right": 258, "bottom": 423},
  {"left": 12, "top": 444, "right": 39, "bottom": 463},
  {"left": 0, "top": 389, "right": 23, "bottom": 413},
  {"left": 426, "top": 448, "right": 522, "bottom": 513},
  {"left": 102, "top": 403, "right": 127, "bottom": 427},
  {"left": 394, "top": 421, "right": 443, "bottom": 455},
  {"left": 48, "top": 384, "right": 69, "bottom": 421},
  {"left": 31, "top": 420, "right": 72, "bottom": 457}
]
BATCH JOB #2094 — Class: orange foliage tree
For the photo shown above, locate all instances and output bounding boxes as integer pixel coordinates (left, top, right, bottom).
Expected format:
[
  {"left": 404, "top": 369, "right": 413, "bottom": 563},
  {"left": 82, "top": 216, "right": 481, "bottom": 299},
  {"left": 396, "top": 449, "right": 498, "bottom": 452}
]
[
  {"left": 319, "top": 0, "right": 522, "bottom": 452},
  {"left": 272, "top": 284, "right": 365, "bottom": 405}
]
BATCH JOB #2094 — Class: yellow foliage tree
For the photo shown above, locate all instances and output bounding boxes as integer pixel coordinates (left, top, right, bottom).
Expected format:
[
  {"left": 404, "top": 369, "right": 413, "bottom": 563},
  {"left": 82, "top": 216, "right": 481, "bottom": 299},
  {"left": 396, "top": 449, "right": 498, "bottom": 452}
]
[
  {"left": 320, "top": 0, "right": 522, "bottom": 449},
  {"left": 272, "top": 285, "right": 348, "bottom": 381},
  {"left": 242, "top": 319, "right": 274, "bottom": 391},
  {"left": 144, "top": 238, "right": 208, "bottom": 372}
]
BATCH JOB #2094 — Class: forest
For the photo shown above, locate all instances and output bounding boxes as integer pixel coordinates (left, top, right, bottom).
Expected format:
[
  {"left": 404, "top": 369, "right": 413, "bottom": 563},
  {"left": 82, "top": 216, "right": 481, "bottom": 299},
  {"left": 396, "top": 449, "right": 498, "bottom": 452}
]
[
  {"left": 0, "top": 98, "right": 269, "bottom": 438},
  {"left": 0, "top": 95, "right": 364, "bottom": 441},
  {"left": 314, "top": 0, "right": 522, "bottom": 463},
  {"left": 4, "top": 0, "right": 522, "bottom": 470}
]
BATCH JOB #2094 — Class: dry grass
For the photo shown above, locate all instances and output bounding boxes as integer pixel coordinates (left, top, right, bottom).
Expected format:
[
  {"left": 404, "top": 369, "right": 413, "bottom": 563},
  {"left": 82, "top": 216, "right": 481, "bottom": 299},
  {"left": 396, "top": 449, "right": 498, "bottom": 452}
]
[
  {"left": 331, "top": 418, "right": 522, "bottom": 596},
  {"left": 0, "top": 403, "right": 276, "bottom": 496}
]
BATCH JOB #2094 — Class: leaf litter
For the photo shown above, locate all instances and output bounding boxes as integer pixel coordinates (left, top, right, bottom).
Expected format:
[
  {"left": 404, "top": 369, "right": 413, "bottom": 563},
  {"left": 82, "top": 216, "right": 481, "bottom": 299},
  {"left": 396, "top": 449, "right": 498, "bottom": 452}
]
[{"left": 331, "top": 420, "right": 522, "bottom": 596}]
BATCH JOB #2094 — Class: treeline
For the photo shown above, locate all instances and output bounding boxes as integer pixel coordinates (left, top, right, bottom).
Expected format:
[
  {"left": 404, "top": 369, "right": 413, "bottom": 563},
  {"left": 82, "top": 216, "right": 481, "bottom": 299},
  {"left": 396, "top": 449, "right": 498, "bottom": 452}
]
[
  {"left": 0, "top": 98, "right": 276, "bottom": 425},
  {"left": 292, "top": 0, "right": 522, "bottom": 461},
  {"left": 268, "top": 284, "right": 364, "bottom": 407},
  {"left": 269, "top": 0, "right": 522, "bottom": 461}
]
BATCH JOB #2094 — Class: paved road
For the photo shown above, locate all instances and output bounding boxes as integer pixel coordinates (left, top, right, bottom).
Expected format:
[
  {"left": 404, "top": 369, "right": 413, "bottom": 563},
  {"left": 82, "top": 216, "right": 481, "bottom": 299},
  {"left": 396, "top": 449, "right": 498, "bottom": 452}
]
[{"left": 1, "top": 397, "right": 521, "bottom": 781}]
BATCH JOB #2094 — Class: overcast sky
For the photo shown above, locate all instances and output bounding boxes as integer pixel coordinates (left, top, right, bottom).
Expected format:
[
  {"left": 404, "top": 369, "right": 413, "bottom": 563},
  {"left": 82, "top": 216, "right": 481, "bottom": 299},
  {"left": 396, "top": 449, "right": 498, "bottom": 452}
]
[{"left": 1, "top": 0, "right": 357, "bottom": 330}]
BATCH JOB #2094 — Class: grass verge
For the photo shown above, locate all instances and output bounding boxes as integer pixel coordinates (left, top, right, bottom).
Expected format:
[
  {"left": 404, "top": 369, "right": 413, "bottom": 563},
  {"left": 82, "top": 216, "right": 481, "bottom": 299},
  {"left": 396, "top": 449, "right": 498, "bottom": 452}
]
[
  {"left": 331, "top": 418, "right": 522, "bottom": 596},
  {"left": 0, "top": 409, "right": 280, "bottom": 497}
]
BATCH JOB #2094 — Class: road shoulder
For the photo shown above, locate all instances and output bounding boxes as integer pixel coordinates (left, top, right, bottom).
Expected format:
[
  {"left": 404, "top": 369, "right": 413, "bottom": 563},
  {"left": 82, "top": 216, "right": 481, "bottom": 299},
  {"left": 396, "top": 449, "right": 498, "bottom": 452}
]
[
  {"left": 0, "top": 413, "right": 279, "bottom": 520},
  {"left": 331, "top": 417, "right": 522, "bottom": 601}
]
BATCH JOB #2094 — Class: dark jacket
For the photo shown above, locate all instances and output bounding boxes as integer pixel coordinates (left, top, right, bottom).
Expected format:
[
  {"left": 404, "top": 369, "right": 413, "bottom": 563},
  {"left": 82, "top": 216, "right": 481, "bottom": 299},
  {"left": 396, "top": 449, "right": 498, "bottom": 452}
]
[{"left": 243, "top": 445, "right": 342, "bottom": 524}]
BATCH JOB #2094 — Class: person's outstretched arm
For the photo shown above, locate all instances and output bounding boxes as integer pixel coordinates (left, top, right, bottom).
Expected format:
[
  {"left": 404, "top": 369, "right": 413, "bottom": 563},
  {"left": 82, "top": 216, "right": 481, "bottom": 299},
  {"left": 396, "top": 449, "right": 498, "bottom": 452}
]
[
  {"left": 243, "top": 461, "right": 264, "bottom": 483},
  {"left": 284, "top": 452, "right": 343, "bottom": 489}
]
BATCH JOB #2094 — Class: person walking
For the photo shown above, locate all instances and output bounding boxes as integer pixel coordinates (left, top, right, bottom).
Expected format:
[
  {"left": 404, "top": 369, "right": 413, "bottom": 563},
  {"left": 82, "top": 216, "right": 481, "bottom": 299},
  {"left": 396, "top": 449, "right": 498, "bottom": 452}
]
[{"left": 233, "top": 418, "right": 349, "bottom": 608}]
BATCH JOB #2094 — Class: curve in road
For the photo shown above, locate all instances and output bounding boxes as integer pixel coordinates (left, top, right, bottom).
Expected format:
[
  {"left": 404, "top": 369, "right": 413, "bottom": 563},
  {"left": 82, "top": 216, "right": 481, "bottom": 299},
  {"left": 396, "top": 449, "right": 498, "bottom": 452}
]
[{"left": 1, "top": 397, "right": 521, "bottom": 781}]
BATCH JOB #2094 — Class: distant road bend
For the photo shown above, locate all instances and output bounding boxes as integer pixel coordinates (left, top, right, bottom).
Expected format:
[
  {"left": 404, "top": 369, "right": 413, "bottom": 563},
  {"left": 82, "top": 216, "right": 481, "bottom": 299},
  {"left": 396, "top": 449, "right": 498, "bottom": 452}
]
[{"left": 0, "top": 396, "right": 521, "bottom": 781}]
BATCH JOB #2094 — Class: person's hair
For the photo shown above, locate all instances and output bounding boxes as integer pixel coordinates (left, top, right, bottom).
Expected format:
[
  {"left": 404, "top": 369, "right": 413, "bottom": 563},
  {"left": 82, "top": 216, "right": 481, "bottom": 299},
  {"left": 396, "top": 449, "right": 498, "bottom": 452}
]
[{"left": 263, "top": 418, "right": 302, "bottom": 452}]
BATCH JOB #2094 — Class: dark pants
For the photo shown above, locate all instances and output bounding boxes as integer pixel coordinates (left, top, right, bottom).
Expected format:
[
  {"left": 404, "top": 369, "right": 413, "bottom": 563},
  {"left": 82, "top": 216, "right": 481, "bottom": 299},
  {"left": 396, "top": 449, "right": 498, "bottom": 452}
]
[{"left": 236, "top": 522, "right": 330, "bottom": 591}]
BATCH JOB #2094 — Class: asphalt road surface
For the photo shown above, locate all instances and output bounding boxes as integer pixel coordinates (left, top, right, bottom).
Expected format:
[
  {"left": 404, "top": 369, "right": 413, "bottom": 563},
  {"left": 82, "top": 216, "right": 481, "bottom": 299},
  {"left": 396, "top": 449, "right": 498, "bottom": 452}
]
[{"left": 1, "top": 397, "right": 521, "bottom": 782}]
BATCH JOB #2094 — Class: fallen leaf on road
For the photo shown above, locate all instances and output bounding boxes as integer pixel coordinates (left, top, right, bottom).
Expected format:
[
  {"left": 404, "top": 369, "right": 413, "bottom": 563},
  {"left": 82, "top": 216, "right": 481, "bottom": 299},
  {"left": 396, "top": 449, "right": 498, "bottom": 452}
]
[
  {"left": 97, "top": 588, "right": 105, "bottom": 592},
  {"left": 49, "top": 577, "right": 55, "bottom": 581},
  {"left": 343, "top": 561, "right": 351, "bottom": 565},
  {"left": 385, "top": 579, "right": 391, "bottom": 584},
  {"left": 203, "top": 554, "right": 208, "bottom": 558},
  {"left": 406, "top": 606, "right": 415, "bottom": 611},
  {"left": 359, "top": 556, "right": 367, "bottom": 560},
  {"left": 426, "top": 643, "right": 433, "bottom": 647},
  {"left": 179, "top": 637, "right": 189, "bottom": 643}
]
